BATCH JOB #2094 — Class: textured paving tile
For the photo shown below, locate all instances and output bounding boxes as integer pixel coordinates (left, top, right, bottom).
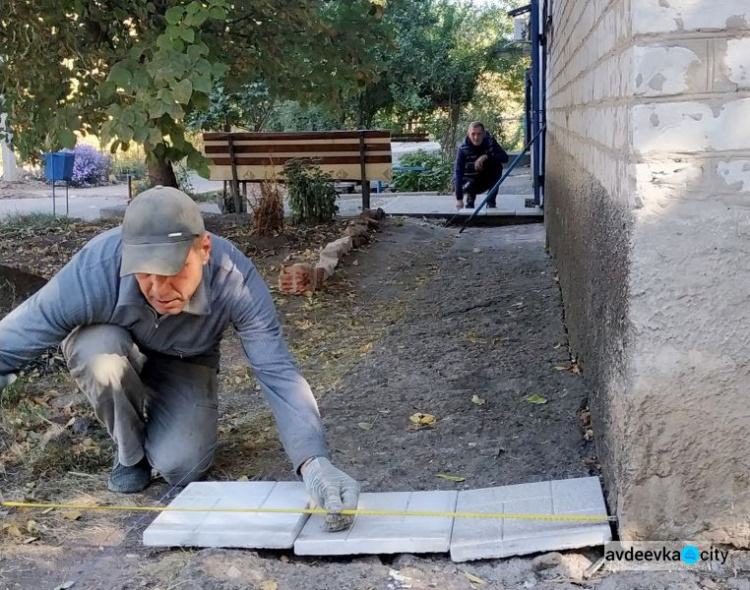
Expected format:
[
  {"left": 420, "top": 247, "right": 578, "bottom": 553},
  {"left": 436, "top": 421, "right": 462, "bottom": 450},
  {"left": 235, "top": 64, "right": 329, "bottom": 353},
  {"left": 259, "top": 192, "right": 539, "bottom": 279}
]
[
  {"left": 294, "top": 491, "right": 457, "bottom": 556},
  {"left": 142, "top": 481, "right": 310, "bottom": 549},
  {"left": 450, "top": 477, "right": 611, "bottom": 562}
]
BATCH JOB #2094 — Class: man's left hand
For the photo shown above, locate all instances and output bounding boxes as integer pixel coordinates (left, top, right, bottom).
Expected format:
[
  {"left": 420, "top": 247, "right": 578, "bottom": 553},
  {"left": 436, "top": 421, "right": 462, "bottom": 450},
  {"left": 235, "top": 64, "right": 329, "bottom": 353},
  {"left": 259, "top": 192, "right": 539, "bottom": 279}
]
[
  {"left": 474, "top": 155, "right": 488, "bottom": 171},
  {"left": 301, "top": 457, "right": 360, "bottom": 532}
]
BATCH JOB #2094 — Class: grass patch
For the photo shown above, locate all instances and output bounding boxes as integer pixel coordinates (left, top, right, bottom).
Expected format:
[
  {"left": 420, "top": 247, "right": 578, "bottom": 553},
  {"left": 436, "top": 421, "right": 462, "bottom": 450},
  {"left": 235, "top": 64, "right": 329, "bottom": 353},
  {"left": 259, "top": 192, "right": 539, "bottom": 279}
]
[{"left": 0, "top": 212, "right": 78, "bottom": 234}]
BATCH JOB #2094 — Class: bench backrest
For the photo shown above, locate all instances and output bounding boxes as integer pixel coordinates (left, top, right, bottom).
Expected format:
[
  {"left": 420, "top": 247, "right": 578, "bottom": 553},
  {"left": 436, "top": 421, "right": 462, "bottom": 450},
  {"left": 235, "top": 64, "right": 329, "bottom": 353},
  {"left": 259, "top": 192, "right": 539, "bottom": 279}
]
[
  {"left": 202, "top": 130, "right": 393, "bottom": 182},
  {"left": 391, "top": 132, "right": 430, "bottom": 142}
]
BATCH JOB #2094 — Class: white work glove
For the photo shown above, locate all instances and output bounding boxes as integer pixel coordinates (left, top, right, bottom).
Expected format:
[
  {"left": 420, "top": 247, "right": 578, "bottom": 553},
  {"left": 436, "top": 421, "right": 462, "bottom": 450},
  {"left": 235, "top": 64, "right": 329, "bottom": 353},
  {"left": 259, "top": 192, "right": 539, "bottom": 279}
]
[
  {"left": 301, "top": 457, "right": 360, "bottom": 532},
  {"left": 0, "top": 373, "right": 17, "bottom": 391}
]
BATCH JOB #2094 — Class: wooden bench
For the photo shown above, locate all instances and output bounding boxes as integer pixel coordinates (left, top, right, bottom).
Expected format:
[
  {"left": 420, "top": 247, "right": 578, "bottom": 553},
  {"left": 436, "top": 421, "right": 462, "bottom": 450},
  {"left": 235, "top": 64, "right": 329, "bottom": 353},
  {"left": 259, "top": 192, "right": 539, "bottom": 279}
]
[
  {"left": 202, "top": 130, "right": 393, "bottom": 210},
  {"left": 390, "top": 132, "right": 429, "bottom": 142}
]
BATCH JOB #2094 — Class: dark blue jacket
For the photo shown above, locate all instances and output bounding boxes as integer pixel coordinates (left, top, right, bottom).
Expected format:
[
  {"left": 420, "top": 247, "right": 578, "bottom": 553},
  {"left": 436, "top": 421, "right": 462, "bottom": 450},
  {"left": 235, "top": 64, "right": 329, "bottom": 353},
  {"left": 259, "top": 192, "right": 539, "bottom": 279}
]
[{"left": 453, "top": 133, "right": 509, "bottom": 199}]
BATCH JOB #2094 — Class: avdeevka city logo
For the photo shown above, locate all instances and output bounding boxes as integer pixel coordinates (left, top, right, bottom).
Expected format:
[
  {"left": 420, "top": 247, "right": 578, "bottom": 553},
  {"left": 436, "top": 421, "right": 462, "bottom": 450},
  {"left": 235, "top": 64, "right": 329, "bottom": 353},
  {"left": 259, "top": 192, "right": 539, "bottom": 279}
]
[{"left": 680, "top": 545, "right": 700, "bottom": 565}]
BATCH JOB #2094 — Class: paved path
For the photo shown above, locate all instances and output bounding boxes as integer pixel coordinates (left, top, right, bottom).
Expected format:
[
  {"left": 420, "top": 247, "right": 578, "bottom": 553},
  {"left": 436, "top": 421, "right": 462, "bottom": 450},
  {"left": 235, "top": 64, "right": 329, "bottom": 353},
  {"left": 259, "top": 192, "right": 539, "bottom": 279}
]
[{"left": 0, "top": 162, "right": 537, "bottom": 221}]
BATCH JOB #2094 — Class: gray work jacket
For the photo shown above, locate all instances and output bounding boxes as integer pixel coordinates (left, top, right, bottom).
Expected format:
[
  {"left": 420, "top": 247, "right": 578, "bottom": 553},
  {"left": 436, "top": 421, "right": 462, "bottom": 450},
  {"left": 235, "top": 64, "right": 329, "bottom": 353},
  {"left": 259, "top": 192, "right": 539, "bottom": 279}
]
[{"left": 0, "top": 227, "right": 328, "bottom": 471}]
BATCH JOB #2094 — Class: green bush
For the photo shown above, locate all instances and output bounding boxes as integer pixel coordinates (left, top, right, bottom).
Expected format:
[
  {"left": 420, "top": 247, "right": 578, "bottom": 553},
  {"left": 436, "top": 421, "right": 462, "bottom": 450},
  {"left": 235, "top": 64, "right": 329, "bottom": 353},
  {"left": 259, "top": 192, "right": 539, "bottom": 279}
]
[
  {"left": 392, "top": 150, "right": 453, "bottom": 193},
  {"left": 283, "top": 159, "right": 338, "bottom": 224},
  {"left": 111, "top": 152, "right": 147, "bottom": 181}
]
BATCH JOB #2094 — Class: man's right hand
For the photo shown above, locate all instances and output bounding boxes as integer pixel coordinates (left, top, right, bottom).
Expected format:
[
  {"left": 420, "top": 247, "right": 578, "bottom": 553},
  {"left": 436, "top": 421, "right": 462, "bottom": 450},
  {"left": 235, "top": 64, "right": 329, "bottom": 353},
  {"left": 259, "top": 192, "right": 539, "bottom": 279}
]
[
  {"left": 455, "top": 199, "right": 464, "bottom": 210},
  {"left": 0, "top": 373, "right": 17, "bottom": 391}
]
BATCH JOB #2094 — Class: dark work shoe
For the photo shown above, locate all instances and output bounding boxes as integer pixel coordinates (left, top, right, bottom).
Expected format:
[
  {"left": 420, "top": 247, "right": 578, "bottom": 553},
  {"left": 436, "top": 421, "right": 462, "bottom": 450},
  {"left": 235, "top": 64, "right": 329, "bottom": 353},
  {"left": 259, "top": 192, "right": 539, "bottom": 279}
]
[
  {"left": 487, "top": 203, "right": 497, "bottom": 209},
  {"left": 466, "top": 201, "right": 475, "bottom": 209},
  {"left": 108, "top": 456, "right": 152, "bottom": 493}
]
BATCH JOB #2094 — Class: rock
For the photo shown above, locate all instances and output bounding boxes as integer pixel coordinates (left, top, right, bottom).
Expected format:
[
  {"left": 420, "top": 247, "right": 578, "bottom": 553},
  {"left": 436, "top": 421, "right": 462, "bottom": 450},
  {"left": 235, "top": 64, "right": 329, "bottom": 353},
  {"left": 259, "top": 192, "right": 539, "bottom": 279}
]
[
  {"left": 361, "top": 207, "right": 385, "bottom": 220},
  {"left": 278, "top": 263, "right": 313, "bottom": 295},
  {"left": 532, "top": 552, "right": 563, "bottom": 571},
  {"left": 392, "top": 554, "right": 419, "bottom": 569},
  {"left": 50, "top": 393, "right": 83, "bottom": 408},
  {"left": 72, "top": 416, "right": 98, "bottom": 436},
  {"left": 226, "top": 565, "right": 242, "bottom": 579},
  {"left": 729, "top": 578, "right": 750, "bottom": 590}
]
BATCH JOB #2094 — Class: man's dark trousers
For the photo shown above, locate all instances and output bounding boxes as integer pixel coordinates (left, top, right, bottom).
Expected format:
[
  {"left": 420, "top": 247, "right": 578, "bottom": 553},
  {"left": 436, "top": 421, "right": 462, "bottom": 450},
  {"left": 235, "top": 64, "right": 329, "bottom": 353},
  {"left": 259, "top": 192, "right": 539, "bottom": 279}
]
[{"left": 463, "top": 169, "right": 502, "bottom": 208}]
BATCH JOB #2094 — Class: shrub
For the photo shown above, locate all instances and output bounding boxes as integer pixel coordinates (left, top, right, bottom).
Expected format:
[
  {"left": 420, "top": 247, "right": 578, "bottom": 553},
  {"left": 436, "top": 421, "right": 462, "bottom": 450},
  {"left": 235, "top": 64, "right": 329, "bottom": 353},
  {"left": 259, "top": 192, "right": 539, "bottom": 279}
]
[
  {"left": 252, "top": 181, "right": 285, "bottom": 235},
  {"left": 111, "top": 152, "right": 147, "bottom": 181},
  {"left": 67, "top": 144, "right": 111, "bottom": 187},
  {"left": 283, "top": 158, "right": 338, "bottom": 224},
  {"left": 392, "top": 150, "right": 453, "bottom": 193}
]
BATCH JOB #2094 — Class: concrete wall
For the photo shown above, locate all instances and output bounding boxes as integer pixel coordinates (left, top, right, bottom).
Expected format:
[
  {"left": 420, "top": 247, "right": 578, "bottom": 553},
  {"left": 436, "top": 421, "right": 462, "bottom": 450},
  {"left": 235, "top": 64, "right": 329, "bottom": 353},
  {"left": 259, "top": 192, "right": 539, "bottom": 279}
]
[{"left": 546, "top": 0, "right": 750, "bottom": 544}]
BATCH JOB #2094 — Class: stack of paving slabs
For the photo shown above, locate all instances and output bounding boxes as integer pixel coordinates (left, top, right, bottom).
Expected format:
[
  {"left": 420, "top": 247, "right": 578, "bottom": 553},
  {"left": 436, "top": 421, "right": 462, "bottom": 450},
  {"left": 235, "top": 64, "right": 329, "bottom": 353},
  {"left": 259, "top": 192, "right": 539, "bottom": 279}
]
[{"left": 143, "top": 477, "right": 611, "bottom": 561}]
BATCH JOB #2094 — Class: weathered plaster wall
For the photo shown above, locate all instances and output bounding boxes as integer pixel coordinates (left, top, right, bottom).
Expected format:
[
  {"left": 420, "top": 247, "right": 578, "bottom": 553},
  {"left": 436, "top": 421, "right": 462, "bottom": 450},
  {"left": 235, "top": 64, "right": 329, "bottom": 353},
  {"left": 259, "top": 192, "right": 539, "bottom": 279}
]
[{"left": 546, "top": 0, "right": 750, "bottom": 543}]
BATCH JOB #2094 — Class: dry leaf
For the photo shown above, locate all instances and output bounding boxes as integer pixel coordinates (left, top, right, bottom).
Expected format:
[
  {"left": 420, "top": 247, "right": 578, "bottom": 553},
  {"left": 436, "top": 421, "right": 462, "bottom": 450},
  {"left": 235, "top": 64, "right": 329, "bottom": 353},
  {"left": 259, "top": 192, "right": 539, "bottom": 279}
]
[
  {"left": 464, "top": 331, "right": 484, "bottom": 344},
  {"left": 409, "top": 413, "right": 436, "bottom": 425},
  {"left": 260, "top": 581, "right": 278, "bottom": 590},
  {"left": 464, "top": 571, "right": 486, "bottom": 585},
  {"left": 42, "top": 507, "right": 54, "bottom": 515},
  {"left": 553, "top": 365, "right": 569, "bottom": 371},
  {"left": 436, "top": 473, "right": 466, "bottom": 483},
  {"left": 525, "top": 395, "right": 548, "bottom": 404},
  {"left": 359, "top": 343, "right": 373, "bottom": 354},
  {"left": 491, "top": 337, "right": 502, "bottom": 347},
  {"left": 472, "top": 248, "right": 483, "bottom": 253},
  {"left": 296, "top": 319, "right": 313, "bottom": 330},
  {"left": 237, "top": 475, "right": 249, "bottom": 482},
  {"left": 584, "top": 429, "right": 594, "bottom": 441},
  {"left": 23, "top": 537, "right": 39, "bottom": 544},
  {"left": 471, "top": 395, "right": 486, "bottom": 406},
  {"left": 53, "top": 583, "right": 75, "bottom": 590},
  {"left": 358, "top": 422, "right": 373, "bottom": 431},
  {"left": 4, "top": 524, "right": 22, "bottom": 538},
  {"left": 26, "top": 520, "right": 39, "bottom": 534},
  {"left": 62, "top": 511, "right": 82, "bottom": 521},
  {"left": 571, "top": 363, "right": 581, "bottom": 374}
]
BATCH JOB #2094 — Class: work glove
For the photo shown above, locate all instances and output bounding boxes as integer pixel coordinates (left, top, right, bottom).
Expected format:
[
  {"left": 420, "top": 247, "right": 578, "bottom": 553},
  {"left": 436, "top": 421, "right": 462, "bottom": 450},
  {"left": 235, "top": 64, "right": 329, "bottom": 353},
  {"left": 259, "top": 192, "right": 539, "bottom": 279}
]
[
  {"left": 301, "top": 457, "right": 360, "bottom": 532},
  {"left": 0, "top": 373, "right": 17, "bottom": 391}
]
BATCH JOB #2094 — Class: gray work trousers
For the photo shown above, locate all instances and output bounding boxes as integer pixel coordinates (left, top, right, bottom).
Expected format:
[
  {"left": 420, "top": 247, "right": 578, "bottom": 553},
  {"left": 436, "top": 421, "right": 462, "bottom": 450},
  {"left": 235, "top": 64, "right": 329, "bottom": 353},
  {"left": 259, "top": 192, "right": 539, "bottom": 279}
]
[{"left": 61, "top": 324, "right": 219, "bottom": 485}]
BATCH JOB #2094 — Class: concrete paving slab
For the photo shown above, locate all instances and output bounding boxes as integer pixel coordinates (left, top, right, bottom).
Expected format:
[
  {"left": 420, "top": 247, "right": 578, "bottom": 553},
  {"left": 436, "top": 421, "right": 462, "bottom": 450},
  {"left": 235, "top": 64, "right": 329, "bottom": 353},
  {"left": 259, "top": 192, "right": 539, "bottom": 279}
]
[
  {"left": 450, "top": 477, "right": 611, "bottom": 562},
  {"left": 294, "top": 491, "right": 457, "bottom": 556},
  {"left": 142, "top": 481, "right": 310, "bottom": 549}
]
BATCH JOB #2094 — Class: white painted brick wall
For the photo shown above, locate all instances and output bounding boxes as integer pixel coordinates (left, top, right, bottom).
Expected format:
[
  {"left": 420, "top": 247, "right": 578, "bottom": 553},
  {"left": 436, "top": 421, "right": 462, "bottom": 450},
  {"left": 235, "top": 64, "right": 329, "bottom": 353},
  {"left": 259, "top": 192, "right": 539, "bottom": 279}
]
[
  {"left": 633, "top": 0, "right": 750, "bottom": 35},
  {"left": 725, "top": 38, "right": 750, "bottom": 88},
  {"left": 634, "top": 45, "right": 702, "bottom": 96},
  {"left": 633, "top": 98, "right": 750, "bottom": 154}
]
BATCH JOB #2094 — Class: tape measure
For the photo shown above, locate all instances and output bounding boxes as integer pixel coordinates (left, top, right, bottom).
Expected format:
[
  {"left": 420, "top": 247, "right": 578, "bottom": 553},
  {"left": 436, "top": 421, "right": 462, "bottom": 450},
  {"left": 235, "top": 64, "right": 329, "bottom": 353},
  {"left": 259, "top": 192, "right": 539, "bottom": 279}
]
[{"left": 1, "top": 500, "right": 616, "bottom": 522}]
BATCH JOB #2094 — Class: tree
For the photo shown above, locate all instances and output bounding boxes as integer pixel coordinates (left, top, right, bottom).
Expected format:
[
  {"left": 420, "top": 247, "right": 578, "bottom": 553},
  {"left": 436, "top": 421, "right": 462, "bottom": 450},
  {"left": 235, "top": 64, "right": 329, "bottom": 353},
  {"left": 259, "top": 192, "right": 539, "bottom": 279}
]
[{"left": 0, "top": 0, "right": 385, "bottom": 187}]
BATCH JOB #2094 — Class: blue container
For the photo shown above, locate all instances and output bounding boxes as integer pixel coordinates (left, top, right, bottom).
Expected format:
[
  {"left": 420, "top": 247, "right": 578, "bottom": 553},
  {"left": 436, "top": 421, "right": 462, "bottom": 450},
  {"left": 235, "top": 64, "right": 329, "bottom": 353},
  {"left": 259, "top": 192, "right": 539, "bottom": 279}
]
[{"left": 44, "top": 151, "right": 75, "bottom": 182}]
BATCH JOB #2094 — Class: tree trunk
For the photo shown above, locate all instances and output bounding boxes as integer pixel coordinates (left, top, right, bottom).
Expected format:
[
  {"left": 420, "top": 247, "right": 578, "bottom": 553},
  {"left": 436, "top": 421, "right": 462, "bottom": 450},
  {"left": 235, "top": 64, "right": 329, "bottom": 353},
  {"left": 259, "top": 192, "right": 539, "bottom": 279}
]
[
  {"left": 145, "top": 143, "right": 178, "bottom": 188},
  {"left": 441, "top": 103, "right": 462, "bottom": 164}
]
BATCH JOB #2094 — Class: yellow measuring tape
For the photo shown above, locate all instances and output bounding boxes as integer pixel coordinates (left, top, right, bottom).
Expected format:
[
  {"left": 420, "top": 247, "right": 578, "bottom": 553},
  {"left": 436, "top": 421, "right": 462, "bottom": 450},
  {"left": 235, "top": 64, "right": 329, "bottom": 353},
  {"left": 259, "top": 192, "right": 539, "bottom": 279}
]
[{"left": 1, "top": 501, "right": 615, "bottom": 522}]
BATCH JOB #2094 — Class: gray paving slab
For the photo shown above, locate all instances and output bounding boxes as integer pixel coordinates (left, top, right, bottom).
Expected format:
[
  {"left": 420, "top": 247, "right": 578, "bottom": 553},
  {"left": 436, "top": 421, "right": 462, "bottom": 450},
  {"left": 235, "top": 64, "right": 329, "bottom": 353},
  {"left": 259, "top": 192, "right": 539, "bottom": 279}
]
[
  {"left": 142, "top": 481, "right": 310, "bottom": 549},
  {"left": 450, "top": 477, "right": 611, "bottom": 562},
  {"left": 294, "top": 491, "right": 457, "bottom": 556}
]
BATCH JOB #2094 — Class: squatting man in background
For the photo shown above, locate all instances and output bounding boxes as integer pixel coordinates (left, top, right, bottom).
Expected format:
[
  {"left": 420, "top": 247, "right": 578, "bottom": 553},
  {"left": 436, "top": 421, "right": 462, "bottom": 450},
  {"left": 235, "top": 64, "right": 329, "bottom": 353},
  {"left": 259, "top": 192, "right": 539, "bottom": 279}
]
[
  {"left": 454, "top": 121, "right": 509, "bottom": 210},
  {"left": 0, "top": 186, "right": 359, "bottom": 532}
]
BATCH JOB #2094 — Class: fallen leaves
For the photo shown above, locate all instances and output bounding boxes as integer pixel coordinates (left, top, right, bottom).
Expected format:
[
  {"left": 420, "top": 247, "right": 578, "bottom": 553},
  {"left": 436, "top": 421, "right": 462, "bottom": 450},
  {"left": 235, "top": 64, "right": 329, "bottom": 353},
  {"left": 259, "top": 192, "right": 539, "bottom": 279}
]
[
  {"left": 525, "top": 394, "right": 548, "bottom": 405},
  {"left": 471, "top": 395, "right": 486, "bottom": 406},
  {"left": 358, "top": 422, "right": 373, "bottom": 431},
  {"left": 437, "top": 473, "right": 466, "bottom": 483},
  {"left": 409, "top": 413, "right": 436, "bottom": 426},
  {"left": 62, "top": 511, "right": 82, "bottom": 521},
  {"left": 464, "top": 571, "right": 486, "bottom": 585},
  {"left": 259, "top": 581, "right": 278, "bottom": 590}
]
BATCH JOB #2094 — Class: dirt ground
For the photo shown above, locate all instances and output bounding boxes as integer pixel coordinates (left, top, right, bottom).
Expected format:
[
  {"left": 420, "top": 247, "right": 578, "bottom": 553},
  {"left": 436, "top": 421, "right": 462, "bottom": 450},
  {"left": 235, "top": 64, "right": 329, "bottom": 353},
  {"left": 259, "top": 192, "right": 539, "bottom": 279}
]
[{"left": 0, "top": 213, "right": 743, "bottom": 589}]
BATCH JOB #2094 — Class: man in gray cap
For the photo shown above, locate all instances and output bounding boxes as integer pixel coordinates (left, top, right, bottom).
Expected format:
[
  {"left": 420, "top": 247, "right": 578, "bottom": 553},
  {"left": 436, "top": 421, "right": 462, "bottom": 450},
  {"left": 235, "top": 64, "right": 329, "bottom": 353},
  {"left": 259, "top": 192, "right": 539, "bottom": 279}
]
[{"left": 0, "top": 186, "right": 359, "bottom": 531}]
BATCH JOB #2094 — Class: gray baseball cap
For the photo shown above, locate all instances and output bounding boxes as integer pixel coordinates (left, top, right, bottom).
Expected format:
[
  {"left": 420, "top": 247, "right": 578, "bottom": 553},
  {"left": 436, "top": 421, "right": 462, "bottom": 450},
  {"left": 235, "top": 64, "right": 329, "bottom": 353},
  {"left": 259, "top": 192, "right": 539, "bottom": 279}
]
[{"left": 120, "top": 185, "right": 205, "bottom": 277}]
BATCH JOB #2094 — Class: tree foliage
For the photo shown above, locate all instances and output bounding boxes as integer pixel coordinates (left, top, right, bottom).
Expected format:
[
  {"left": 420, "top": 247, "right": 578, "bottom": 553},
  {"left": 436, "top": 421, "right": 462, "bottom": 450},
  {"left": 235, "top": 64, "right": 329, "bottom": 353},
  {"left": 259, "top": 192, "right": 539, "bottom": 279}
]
[{"left": 0, "top": 0, "right": 385, "bottom": 185}]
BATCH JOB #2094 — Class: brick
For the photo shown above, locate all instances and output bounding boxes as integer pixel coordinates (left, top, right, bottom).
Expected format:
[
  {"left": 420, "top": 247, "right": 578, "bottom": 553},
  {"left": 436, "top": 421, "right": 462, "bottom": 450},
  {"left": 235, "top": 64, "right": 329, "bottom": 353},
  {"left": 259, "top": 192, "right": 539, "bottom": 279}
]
[
  {"left": 278, "top": 263, "right": 312, "bottom": 295},
  {"left": 294, "top": 491, "right": 457, "bottom": 556},
  {"left": 142, "top": 481, "right": 310, "bottom": 549},
  {"left": 725, "top": 38, "right": 750, "bottom": 88},
  {"left": 634, "top": 45, "right": 702, "bottom": 97},
  {"left": 450, "top": 477, "right": 611, "bottom": 562},
  {"left": 632, "top": 98, "right": 750, "bottom": 154},
  {"left": 633, "top": 0, "right": 750, "bottom": 35}
]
